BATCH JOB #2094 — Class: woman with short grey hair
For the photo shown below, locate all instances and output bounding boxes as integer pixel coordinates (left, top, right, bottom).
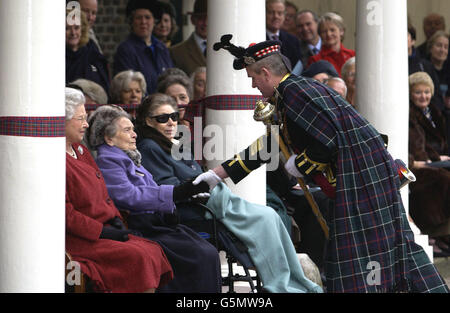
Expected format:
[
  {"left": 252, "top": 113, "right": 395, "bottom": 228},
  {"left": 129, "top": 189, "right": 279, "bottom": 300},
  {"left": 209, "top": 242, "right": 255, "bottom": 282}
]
[
  {"left": 89, "top": 104, "right": 221, "bottom": 293},
  {"left": 64, "top": 88, "right": 173, "bottom": 293},
  {"left": 110, "top": 70, "right": 146, "bottom": 104},
  {"left": 65, "top": 87, "right": 86, "bottom": 121}
]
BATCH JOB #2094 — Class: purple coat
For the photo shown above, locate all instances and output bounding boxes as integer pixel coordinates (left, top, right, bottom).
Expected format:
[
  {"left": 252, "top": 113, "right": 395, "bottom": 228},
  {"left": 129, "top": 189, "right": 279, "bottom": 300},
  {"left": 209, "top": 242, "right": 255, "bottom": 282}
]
[{"left": 96, "top": 144, "right": 174, "bottom": 215}]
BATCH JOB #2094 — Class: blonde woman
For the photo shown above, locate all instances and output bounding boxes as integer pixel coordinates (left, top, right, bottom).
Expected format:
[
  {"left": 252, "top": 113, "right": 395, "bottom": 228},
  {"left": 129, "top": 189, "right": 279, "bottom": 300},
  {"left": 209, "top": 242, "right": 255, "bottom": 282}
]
[
  {"left": 66, "top": 10, "right": 110, "bottom": 93},
  {"left": 307, "top": 12, "right": 355, "bottom": 76}
]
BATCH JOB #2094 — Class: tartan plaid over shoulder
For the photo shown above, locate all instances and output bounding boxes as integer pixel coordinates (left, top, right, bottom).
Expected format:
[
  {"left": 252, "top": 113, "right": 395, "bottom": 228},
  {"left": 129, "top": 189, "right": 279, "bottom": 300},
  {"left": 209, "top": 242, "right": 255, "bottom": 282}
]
[{"left": 276, "top": 75, "right": 449, "bottom": 293}]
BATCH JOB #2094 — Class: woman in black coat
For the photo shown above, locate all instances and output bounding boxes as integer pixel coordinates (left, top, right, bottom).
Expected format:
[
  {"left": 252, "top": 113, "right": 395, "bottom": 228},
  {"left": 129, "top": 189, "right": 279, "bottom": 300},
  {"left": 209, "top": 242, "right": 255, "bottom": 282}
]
[
  {"left": 66, "top": 10, "right": 110, "bottom": 94},
  {"left": 408, "top": 72, "right": 450, "bottom": 257}
]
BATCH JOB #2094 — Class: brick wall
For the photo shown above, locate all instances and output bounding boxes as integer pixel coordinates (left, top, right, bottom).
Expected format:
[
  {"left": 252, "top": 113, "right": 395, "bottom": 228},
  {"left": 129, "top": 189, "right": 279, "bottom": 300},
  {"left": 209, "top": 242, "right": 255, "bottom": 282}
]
[
  {"left": 93, "top": 0, "right": 182, "bottom": 68},
  {"left": 94, "top": 0, "right": 130, "bottom": 66}
]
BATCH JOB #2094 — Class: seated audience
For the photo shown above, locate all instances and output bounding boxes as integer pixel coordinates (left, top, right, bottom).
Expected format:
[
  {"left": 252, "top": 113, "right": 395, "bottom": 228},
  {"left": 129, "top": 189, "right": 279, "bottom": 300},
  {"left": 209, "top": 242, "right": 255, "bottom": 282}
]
[
  {"left": 79, "top": 0, "right": 102, "bottom": 53},
  {"left": 308, "top": 12, "right": 355, "bottom": 76},
  {"left": 157, "top": 74, "right": 193, "bottom": 127},
  {"left": 295, "top": 10, "right": 322, "bottom": 67},
  {"left": 409, "top": 72, "right": 450, "bottom": 165},
  {"left": 66, "top": 10, "right": 110, "bottom": 94},
  {"left": 416, "top": 13, "right": 446, "bottom": 59},
  {"left": 114, "top": 0, "right": 173, "bottom": 94},
  {"left": 281, "top": 1, "right": 298, "bottom": 36},
  {"left": 191, "top": 66, "right": 207, "bottom": 101},
  {"left": 341, "top": 57, "right": 356, "bottom": 107},
  {"left": 408, "top": 25, "right": 445, "bottom": 114},
  {"left": 408, "top": 72, "right": 450, "bottom": 257},
  {"left": 65, "top": 87, "right": 173, "bottom": 292},
  {"left": 135, "top": 93, "right": 323, "bottom": 293},
  {"left": 170, "top": 0, "right": 207, "bottom": 76},
  {"left": 153, "top": 1, "right": 178, "bottom": 48},
  {"left": 265, "top": 0, "right": 302, "bottom": 70},
  {"left": 87, "top": 105, "right": 221, "bottom": 293},
  {"left": 110, "top": 70, "right": 146, "bottom": 119},
  {"left": 427, "top": 31, "right": 449, "bottom": 101}
]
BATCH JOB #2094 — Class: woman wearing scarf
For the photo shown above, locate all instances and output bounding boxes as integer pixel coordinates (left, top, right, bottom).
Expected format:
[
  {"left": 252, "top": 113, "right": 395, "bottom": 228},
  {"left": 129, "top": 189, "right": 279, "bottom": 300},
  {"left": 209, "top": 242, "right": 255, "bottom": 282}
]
[{"left": 87, "top": 104, "right": 221, "bottom": 293}]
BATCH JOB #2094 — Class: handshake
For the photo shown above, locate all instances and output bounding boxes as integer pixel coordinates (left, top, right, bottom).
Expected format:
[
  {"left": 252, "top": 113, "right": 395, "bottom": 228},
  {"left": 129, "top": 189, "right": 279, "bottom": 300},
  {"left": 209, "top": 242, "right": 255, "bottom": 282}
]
[{"left": 172, "top": 170, "right": 222, "bottom": 202}]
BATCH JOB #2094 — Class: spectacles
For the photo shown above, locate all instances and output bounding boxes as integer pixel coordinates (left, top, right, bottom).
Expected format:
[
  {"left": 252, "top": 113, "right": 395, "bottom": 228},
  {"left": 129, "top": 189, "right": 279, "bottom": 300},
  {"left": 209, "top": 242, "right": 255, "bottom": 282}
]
[{"left": 149, "top": 112, "right": 179, "bottom": 123}]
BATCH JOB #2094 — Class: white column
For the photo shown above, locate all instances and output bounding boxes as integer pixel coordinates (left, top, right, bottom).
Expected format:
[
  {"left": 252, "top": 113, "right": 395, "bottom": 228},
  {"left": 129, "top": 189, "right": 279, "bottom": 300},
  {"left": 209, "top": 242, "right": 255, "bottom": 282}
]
[
  {"left": 0, "top": 0, "right": 66, "bottom": 291},
  {"left": 356, "top": 0, "right": 432, "bottom": 260},
  {"left": 182, "top": 0, "right": 195, "bottom": 41},
  {"left": 205, "top": 0, "right": 267, "bottom": 205}
]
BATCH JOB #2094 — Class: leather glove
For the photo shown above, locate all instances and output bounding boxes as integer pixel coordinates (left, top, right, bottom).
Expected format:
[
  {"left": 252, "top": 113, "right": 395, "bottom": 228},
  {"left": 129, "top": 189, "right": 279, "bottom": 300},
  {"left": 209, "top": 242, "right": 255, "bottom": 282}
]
[
  {"left": 192, "top": 170, "right": 222, "bottom": 191},
  {"left": 106, "top": 216, "right": 126, "bottom": 230},
  {"left": 284, "top": 154, "right": 304, "bottom": 178},
  {"left": 100, "top": 226, "right": 141, "bottom": 242},
  {"left": 173, "top": 179, "right": 210, "bottom": 202}
]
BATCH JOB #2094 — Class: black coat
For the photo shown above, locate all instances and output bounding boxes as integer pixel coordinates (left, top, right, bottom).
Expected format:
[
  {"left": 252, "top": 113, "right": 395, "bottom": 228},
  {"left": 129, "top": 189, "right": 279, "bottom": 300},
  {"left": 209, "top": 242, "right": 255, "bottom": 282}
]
[{"left": 66, "top": 40, "right": 110, "bottom": 94}]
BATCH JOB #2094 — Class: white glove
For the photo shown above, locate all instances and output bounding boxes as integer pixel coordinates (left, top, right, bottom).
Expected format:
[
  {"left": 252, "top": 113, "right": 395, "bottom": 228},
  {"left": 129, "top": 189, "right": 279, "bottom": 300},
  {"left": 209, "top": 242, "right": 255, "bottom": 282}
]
[
  {"left": 192, "top": 170, "right": 222, "bottom": 191},
  {"left": 284, "top": 154, "right": 304, "bottom": 178},
  {"left": 192, "top": 192, "right": 211, "bottom": 198}
]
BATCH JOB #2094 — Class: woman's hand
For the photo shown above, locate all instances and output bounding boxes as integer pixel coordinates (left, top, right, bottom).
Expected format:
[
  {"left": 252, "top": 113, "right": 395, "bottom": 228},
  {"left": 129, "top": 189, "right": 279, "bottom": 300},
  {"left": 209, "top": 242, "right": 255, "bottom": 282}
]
[
  {"left": 439, "top": 155, "right": 450, "bottom": 161},
  {"left": 413, "top": 160, "right": 429, "bottom": 168}
]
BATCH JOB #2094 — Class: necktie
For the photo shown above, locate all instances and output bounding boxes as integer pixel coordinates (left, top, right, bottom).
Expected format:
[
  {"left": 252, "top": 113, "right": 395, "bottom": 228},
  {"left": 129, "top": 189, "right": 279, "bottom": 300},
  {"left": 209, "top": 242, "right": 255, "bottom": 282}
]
[
  {"left": 272, "top": 35, "right": 279, "bottom": 41},
  {"left": 203, "top": 41, "right": 207, "bottom": 57},
  {"left": 312, "top": 47, "right": 319, "bottom": 55},
  {"left": 423, "top": 107, "right": 436, "bottom": 128}
]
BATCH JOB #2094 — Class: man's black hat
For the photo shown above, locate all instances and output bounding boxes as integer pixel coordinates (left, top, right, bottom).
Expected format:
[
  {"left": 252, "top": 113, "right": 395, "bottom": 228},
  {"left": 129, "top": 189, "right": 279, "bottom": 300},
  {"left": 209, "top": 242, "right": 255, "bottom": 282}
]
[
  {"left": 190, "top": 0, "right": 207, "bottom": 16},
  {"left": 126, "top": 0, "right": 162, "bottom": 20},
  {"left": 213, "top": 34, "right": 282, "bottom": 70}
]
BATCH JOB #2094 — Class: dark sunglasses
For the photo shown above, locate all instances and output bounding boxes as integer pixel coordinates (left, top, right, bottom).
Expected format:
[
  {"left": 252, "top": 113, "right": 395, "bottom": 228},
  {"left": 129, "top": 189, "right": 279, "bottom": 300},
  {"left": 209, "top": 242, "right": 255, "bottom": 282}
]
[{"left": 149, "top": 112, "right": 179, "bottom": 123}]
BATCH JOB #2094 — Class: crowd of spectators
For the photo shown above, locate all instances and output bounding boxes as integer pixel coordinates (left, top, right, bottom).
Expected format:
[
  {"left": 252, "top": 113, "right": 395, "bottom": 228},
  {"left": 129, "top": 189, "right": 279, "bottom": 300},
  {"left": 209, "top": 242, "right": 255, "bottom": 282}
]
[{"left": 65, "top": 0, "right": 450, "bottom": 292}]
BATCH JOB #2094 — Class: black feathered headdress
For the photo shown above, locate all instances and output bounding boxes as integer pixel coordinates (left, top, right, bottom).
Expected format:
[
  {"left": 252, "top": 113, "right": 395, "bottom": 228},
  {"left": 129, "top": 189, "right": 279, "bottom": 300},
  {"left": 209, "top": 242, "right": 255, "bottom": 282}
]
[{"left": 213, "top": 34, "right": 282, "bottom": 70}]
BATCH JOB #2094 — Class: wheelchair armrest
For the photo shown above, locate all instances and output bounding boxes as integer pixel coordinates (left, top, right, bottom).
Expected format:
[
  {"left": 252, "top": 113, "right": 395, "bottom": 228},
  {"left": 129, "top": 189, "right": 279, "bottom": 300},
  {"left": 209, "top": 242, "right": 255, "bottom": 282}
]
[{"left": 193, "top": 202, "right": 218, "bottom": 249}]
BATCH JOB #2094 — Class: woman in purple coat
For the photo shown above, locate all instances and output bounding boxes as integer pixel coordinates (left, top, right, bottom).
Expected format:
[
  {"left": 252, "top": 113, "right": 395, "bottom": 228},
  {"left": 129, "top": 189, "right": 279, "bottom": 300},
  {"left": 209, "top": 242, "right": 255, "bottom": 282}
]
[{"left": 87, "top": 105, "right": 221, "bottom": 293}]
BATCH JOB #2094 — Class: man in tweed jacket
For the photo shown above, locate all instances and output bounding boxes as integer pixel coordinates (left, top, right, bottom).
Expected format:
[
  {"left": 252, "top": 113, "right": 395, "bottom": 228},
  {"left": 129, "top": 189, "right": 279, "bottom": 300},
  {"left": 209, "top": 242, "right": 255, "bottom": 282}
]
[{"left": 194, "top": 39, "right": 450, "bottom": 293}]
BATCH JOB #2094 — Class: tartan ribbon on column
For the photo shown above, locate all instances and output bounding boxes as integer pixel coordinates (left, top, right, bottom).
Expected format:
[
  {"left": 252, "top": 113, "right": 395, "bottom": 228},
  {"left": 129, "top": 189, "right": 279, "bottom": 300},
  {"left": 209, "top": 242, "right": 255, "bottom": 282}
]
[
  {"left": 0, "top": 116, "right": 65, "bottom": 137},
  {"left": 204, "top": 94, "right": 263, "bottom": 110},
  {"left": 184, "top": 94, "right": 263, "bottom": 123}
]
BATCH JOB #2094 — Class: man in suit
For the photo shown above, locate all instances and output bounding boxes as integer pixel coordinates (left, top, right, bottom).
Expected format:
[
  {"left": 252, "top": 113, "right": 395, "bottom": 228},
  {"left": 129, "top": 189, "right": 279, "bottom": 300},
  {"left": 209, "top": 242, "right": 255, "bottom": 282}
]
[
  {"left": 295, "top": 10, "right": 322, "bottom": 68},
  {"left": 170, "top": 0, "right": 207, "bottom": 76},
  {"left": 265, "top": 0, "right": 302, "bottom": 69}
]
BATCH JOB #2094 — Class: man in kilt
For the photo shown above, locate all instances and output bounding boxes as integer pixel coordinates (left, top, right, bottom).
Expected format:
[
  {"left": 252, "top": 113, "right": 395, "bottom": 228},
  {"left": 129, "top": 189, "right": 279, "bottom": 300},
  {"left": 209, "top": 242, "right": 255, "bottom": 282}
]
[{"left": 193, "top": 37, "right": 450, "bottom": 293}]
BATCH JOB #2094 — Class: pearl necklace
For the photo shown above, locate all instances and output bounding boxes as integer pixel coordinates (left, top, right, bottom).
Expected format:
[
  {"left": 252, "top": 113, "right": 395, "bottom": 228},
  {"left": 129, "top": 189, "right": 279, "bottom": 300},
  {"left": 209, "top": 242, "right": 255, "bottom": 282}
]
[{"left": 67, "top": 147, "right": 77, "bottom": 159}]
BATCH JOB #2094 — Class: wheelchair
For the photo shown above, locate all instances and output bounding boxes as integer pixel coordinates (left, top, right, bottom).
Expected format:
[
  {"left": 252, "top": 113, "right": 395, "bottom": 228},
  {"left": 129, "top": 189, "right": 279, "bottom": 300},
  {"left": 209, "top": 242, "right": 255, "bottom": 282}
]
[{"left": 178, "top": 201, "right": 263, "bottom": 293}]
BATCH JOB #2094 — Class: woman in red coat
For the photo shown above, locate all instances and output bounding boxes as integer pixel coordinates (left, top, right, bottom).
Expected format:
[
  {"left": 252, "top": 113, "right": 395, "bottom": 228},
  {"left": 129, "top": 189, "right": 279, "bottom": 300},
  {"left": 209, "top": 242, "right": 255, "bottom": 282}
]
[
  {"left": 307, "top": 12, "right": 355, "bottom": 76},
  {"left": 65, "top": 87, "right": 173, "bottom": 292}
]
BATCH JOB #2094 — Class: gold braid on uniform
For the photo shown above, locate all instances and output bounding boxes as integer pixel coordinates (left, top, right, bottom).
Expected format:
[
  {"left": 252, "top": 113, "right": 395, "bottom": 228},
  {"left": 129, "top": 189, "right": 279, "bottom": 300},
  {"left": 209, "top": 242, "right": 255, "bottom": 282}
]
[
  {"left": 279, "top": 104, "right": 336, "bottom": 187},
  {"left": 294, "top": 151, "right": 336, "bottom": 187}
]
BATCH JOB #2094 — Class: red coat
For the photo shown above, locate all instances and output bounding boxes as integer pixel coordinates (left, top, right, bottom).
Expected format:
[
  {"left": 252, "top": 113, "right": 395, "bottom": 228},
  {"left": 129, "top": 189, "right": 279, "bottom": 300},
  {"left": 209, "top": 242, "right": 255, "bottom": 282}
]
[
  {"left": 308, "top": 43, "right": 355, "bottom": 76},
  {"left": 66, "top": 143, "right": 173, "bottom": 292}
]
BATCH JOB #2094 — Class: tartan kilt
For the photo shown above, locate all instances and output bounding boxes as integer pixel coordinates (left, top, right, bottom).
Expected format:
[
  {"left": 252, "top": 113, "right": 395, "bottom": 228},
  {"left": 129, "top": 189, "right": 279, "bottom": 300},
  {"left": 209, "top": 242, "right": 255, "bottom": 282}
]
[{"left": 277, "top": 75, "right": 449, "bottom": 293}]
